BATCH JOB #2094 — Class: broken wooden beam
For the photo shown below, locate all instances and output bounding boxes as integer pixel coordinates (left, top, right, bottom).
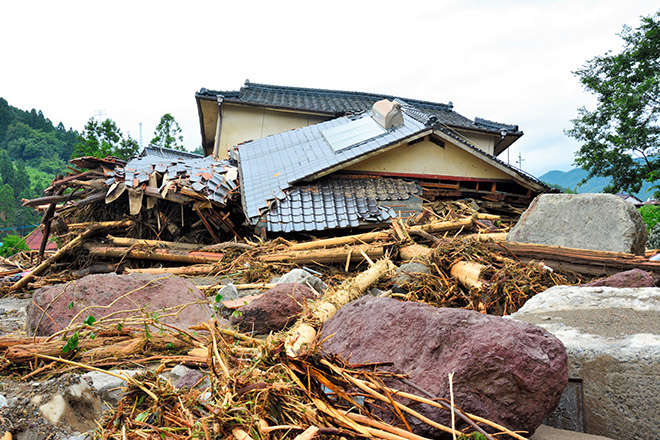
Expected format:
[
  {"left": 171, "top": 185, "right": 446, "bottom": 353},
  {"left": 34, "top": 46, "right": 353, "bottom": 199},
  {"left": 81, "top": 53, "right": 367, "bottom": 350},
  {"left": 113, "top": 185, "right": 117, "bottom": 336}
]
[
  {"left": 493, "top": 241, "right": 660, "bottom": 276},
  {"left": 86, "top": 245, "right": 224, "bottom": 265}
]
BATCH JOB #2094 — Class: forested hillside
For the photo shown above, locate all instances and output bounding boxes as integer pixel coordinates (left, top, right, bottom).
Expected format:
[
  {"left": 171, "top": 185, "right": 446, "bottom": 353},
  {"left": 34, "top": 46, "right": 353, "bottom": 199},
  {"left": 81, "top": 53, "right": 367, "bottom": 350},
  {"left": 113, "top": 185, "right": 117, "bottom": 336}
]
[{"left": 0, "top": 98, "right": 79, "bottom": 232}]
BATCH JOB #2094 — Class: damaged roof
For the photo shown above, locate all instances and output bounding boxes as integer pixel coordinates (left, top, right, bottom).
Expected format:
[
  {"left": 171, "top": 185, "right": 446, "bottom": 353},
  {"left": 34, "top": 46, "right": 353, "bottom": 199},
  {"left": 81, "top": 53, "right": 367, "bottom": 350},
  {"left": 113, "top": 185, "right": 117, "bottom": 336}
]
[
  {"left": 197, "top": 80, "right": 521, "bottom": 137},
  {"left": 264, "top": 176, "right": 422, "bottom": 233},
  {"left": 111, "top": 147, "right": 238, "bottom": 205},
  {"left": 237, "top": 104, "right": 432, "bottom": 221}
]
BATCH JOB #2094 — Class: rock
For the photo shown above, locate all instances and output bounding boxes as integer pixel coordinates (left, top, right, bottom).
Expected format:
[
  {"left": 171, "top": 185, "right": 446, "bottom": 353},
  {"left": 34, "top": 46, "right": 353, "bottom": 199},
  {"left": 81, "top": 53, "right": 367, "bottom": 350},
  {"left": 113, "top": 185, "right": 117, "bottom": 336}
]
[
  {"left": 583, "top": 268, "right": 656, "bottom": 288},
  {"left": 26, "top": 273, "right": 214, "bottom": 336},
  {"left": 275, "top": 268, "right": 327, "bottom": 293},
  {"left": 230, "top": 283, "right": 319, "bottom": 334},
  {"left": 509, "top": 286, "right": 660, "bottom": 440},
  {"left": 216, "top": 283, "right": 240, "bottom": 302},
  {"left": 0, "top": 394, "right": 6, "bottom": 408},
  {"left": 531, "top": 424, "right": 614, "bottom": 440},
  {"left": 36, "top": 379, "right": 101, "bottom": 433},
  {"left": 82, "top": 369, "right": 142, "bottom": 407},
  {"left": 392, "top": 262, "right": 431, "bottom": 293},
  {"left": 507, "top": 193, "right": 647, "bottom": 255},
  {"left": 321, "top": 296, "right": 567, "bottom": 438},
  {"left": 164, "top": 364, "right": 208, "bottom": 390}
]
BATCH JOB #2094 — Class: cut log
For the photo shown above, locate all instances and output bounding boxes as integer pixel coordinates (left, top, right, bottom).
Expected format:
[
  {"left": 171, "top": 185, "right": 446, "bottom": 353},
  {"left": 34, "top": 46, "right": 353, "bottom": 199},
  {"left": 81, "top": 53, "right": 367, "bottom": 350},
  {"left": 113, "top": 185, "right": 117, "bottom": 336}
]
[
  {"left": 86, "top": 245, "right": 224, "bottom": 264},
  {"left": 450, "top": 261, "right": 486, "bottom": 290},
  {"left": 399, "top": 244, "right": 432, "bottom": 261},
  {"left": 260, "top": 244, "right": 385, "bottom": 265}
]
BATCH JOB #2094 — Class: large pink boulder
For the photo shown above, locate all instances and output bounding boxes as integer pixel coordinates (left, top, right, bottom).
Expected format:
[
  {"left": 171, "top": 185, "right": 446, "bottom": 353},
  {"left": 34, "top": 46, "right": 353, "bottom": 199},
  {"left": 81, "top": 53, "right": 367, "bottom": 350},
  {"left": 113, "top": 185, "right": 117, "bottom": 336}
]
[
  {"left": 26, "top": 273, "right": 214, "bottom": 336},
  {"left": 321, "top": 296, "right": 567, "bottom": 438}
]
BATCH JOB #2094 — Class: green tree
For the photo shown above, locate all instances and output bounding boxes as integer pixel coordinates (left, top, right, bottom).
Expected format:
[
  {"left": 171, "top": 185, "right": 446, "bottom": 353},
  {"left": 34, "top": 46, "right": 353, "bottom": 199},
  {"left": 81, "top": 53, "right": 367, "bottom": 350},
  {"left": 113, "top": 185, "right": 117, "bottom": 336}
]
[
  {"left": 567, "top": 11, "right": 660, "bottom": 195},
  {"left": 73, "top": 118, "right": 139, "bottom": 160},
  {"left": 0, "top": 184, "right": 15, "bottom": 227},
  {"left": 0, "top": 151, "right": 16, "bottom": 186},
  {"left": 150, "top": 113, "right": 185, "bottom": 151}
]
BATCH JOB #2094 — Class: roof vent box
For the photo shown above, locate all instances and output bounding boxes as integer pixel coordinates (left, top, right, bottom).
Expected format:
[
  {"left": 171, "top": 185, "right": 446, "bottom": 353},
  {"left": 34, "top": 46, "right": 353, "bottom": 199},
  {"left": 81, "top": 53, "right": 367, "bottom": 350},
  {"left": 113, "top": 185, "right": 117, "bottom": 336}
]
[{"left": 371, "top": 99, "right": 403, "bottom": 129}]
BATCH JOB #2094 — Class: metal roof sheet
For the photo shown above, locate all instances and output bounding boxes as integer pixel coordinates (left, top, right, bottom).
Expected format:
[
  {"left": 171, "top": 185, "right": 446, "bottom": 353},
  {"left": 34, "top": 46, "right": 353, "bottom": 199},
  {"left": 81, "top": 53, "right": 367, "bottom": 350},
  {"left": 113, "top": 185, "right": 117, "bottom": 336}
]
[{"left": 238, "top": 107, "right": 429, "bottom": 221}]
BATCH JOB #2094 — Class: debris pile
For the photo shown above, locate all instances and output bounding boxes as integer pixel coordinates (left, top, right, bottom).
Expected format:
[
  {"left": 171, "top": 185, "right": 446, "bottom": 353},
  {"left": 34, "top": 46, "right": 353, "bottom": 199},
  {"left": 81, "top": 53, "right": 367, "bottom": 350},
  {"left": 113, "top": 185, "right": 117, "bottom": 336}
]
[{"left": 2, "top": 151, "right": 659, "bottom": 439}]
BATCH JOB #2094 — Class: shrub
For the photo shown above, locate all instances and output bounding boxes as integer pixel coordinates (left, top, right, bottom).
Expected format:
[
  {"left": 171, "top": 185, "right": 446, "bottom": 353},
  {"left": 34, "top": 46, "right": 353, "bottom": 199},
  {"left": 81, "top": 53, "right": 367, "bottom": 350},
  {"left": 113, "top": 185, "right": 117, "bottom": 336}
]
[
  {"left": 0, "top": 235, "right": 29, "bottom": 257},
  {"left": 638, "top": 205, "right": 660, "bottom": 230}
]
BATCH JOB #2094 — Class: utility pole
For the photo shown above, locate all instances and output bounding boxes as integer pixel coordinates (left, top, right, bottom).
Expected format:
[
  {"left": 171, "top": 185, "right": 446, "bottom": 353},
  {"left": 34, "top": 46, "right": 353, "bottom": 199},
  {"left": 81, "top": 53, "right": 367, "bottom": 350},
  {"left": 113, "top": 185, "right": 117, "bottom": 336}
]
[{"left": 139, "top": 122, "right": 143, "bottom": 149}]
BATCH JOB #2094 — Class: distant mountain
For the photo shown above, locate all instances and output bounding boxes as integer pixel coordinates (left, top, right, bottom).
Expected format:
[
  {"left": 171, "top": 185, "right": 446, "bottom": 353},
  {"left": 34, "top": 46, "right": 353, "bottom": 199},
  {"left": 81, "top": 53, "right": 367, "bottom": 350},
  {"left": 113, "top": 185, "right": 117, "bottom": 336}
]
[{"left": 539, "top": 168, "right": 658, "bottom": 201}]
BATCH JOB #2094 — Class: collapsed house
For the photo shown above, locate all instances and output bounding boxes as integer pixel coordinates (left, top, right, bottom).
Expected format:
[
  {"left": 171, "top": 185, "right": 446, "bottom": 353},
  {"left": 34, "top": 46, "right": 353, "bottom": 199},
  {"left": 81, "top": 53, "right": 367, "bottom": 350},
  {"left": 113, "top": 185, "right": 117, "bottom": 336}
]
[
  {"left": 24, "top": 81, "right": 552, "bottom": 253},
  {"left": 195, "top": 81, "right": 549, "bottom": 234}
]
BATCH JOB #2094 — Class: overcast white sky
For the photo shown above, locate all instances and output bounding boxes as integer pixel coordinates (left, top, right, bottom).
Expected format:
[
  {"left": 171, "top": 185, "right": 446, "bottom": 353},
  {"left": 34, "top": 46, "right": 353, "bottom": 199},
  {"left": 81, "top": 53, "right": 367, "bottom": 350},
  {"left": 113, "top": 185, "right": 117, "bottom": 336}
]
[{"left": 1, "top": 0, "right": 657, "bottom": 178}]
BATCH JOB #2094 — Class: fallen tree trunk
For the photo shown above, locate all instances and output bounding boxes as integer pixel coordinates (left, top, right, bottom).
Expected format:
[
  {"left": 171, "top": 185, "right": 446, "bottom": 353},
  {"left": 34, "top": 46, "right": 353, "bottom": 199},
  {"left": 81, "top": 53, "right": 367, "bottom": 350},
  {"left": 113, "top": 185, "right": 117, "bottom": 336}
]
[
  {"left": 106, "top": 235, "right": 202, "bottom": 251},
  {"left": 287, "top": 218, "right": 475, "bottom": 252},
  {"left": 409, "top": 217, "right": 474, "bottom": 233},
  {"left": 10, "top": 220, "right": 135, "bottom": 292},
  {"left": 286, "top": 258, "right": 395, "bottom": 356},
  {"left": 288, "top": 231, "right": 391, "bottom": 251},
  {"left": 86, "top": 245, "right": 224, "bottom": 265},
  {"left": 124, "top": 264, "right": 217, "bottom": 275},
  {"left": 260, "top": 244, "right": 385, "bottom": 265}
]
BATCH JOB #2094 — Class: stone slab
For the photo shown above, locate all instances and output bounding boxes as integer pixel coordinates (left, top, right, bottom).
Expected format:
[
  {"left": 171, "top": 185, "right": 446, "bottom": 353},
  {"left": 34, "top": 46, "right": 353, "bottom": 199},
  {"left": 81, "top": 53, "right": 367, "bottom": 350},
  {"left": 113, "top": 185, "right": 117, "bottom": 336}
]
[{"left": 509, "top": 286, "right": 660, "bottom": 440}]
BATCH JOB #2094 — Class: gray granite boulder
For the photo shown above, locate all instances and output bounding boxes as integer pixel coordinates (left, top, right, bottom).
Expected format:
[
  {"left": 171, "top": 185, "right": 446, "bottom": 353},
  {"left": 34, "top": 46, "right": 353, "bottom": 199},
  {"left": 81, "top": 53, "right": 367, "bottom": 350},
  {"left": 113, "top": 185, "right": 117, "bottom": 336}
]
[
  {"left": 509, "top": 286, "right": 660, "bottom": 440},
  {"left": 507, "top": 194, "right": 647, "bottom": 255},
  {"left": 26, "top": 273, "right": 214, "bottom": 336},
  {"left": 322, "top": 296, "right": 567, "bottom": 438}
]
